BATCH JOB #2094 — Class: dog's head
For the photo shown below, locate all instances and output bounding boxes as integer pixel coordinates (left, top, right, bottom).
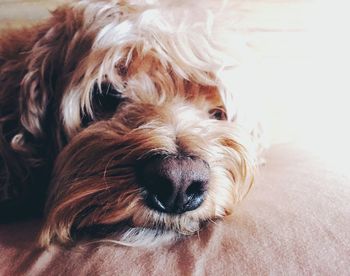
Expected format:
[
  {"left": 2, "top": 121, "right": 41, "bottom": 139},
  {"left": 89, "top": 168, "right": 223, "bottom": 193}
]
[{"left": 5, "top": 0, "right": 256, "bottom": 246}]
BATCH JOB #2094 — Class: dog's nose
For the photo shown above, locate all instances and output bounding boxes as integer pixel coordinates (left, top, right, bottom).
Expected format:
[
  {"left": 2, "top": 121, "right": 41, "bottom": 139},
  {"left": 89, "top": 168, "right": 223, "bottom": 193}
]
[{"left": 138, "top": 156, "right": 210, "bottom": 214}]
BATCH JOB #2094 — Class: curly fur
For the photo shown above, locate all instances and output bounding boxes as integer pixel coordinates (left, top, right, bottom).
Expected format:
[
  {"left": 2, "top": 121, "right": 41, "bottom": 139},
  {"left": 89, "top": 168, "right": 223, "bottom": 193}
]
[{"left": 0, "top": 0, "right": 258, "bottom": 247}]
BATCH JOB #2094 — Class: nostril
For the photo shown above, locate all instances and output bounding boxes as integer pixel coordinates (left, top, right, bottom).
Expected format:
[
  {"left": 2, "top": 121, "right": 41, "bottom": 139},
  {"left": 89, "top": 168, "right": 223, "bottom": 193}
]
[
  {"left": 186, "top": 180, "right": 206, "bottom": 197},
  {"left": 183, "top": 180, "right": 207, "bottom": 212},
  {"left": 151, "top": 176, "right": 174, "bottom": 201}
]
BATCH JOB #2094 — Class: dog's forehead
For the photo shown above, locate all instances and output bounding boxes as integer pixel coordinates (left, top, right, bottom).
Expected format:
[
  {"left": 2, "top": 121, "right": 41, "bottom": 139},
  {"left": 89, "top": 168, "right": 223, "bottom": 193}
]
[
  {"left": 73, "top": 0, "right": 230, "bottom": 84},
  {"left": 121, "top": 52, "right": 224, "bottom": 104},
  {"left": 61, "top": 0, "right": 237, "bottom": 135}
]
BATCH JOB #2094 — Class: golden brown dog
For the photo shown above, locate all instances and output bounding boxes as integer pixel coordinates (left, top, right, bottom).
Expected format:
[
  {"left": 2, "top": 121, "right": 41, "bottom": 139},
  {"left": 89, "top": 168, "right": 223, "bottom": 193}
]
[{"left": 0, "top": 0, "right": 258, "bottom": 247}]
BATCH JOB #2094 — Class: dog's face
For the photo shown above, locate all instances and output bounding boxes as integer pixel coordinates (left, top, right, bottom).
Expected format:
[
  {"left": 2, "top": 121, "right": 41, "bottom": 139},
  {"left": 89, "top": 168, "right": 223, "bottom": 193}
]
[{"left": 2, "top": 1, "right": 255, "bottom": 246}]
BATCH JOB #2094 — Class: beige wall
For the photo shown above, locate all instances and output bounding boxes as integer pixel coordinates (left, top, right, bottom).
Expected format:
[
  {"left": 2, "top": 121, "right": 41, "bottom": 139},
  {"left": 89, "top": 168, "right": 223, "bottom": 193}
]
[{"left": 0, "top": 0, "right": 62, "bottom": 28}]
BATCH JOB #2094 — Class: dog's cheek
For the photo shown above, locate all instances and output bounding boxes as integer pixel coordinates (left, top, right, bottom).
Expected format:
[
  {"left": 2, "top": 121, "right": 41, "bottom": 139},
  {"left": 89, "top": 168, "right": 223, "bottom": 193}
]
[
  {"left": 38, "top": 124, "right": 141, "bottom": 246},
  {"left": 39, "top": 178, "right": 141, "bottom": 246},
  {"left": 206, "top": 167, "right": 237, "bottom": 217},
  {"left": 205, "top": 135, "right": 256, "bottom": 218}
]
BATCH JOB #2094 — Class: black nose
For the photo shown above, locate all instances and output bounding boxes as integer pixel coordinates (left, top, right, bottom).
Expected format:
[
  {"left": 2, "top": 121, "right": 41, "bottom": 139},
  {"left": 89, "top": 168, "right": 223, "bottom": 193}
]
[{"left": 137, "top": 156, "right": 210, "bottom": 214}]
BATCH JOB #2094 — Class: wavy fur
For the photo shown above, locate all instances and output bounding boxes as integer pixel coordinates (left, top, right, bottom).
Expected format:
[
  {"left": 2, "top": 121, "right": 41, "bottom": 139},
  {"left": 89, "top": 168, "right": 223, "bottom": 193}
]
[{"left": 0, "top": 0, "right": 259, "bottom": 247}]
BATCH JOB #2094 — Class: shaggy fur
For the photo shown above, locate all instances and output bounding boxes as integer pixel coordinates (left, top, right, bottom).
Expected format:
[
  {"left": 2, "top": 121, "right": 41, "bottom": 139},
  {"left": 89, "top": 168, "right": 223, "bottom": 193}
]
[{"left": 0, "top": 0, "right": 258, "bottom": 247}]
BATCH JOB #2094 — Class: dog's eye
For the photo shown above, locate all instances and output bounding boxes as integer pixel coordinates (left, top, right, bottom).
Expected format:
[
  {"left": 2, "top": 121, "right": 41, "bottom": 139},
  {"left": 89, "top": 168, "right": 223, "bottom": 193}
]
[
  {"left": 82, "top": 83, "right": 124, "bottom": 126},
  {"left": 91, "top": 82, "right": 123, "bottom": 120},
  {"left": 209, "top": 107, "right": 227, "bottom": 121}
]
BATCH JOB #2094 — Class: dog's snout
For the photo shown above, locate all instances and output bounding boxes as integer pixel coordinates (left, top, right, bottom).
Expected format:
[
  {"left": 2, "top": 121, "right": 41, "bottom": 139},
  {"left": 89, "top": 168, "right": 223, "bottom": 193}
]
[{"left": 138, "top": 156, "right": 209, "bottom": 214}]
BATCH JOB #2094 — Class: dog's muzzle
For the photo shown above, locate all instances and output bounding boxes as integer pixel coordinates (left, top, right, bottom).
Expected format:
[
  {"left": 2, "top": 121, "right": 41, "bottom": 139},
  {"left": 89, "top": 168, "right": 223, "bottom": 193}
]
[{"left": 137, "top": 156, "right": 210, "bottom": 214}]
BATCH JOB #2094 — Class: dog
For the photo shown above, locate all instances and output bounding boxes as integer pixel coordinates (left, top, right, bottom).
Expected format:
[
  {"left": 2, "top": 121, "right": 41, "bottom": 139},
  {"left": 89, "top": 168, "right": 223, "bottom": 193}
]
[{"left": 0, "top": 0, "right": 260, "bottom": 247}]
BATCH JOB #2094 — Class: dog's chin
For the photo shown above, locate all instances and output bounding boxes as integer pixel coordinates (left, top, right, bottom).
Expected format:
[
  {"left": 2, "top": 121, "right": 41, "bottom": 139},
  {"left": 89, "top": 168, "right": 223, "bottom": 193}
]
[
  {"left": 80, "top": 225, "right": 183, "bottom": 248},
  {"left": 131, "top": 203, "right": 209, "bottom": 234},
  {"left": 74, "top": 206, "right": 210, "bottom": 247}
]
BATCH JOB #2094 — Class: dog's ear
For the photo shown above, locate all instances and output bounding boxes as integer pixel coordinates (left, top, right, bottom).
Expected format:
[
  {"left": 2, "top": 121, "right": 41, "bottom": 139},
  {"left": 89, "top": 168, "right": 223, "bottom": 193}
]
[
  {"left": 0, "top": 6, "right": 90, "bottom": 219},
  {"left": 19, "top": 9, "right": 78, "bottom": 139},
  {"left": 18, "top": 4, "right": 95, "bottom": 142}
]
